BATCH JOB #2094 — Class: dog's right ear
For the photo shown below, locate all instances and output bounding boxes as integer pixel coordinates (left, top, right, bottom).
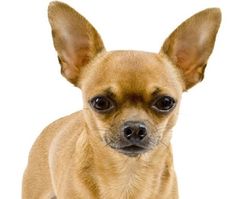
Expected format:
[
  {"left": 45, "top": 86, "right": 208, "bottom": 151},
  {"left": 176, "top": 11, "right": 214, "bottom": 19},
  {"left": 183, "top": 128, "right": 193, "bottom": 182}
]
[
  {"left": 48, "top": 1, "right": 105, "bottom": 86},
  {"left": 160, "top": 8, "right": 221, "bottom": 90}
]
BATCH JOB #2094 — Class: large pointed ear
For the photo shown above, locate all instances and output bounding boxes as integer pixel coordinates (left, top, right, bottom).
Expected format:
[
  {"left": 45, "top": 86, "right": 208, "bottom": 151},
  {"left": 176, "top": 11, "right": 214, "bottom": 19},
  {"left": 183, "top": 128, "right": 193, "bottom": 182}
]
[
  {"left": 160, "top": 8, "right": 221, "bottom": 90},
  {"left": 48, "top": 1, "right": 105, "bottom": 86}
]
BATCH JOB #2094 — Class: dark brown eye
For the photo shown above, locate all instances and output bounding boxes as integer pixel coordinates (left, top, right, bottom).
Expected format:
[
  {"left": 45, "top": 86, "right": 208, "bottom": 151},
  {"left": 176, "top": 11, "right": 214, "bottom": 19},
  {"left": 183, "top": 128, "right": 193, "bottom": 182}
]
[
  {"left": 152, "top": 96, "right": 176, "bottom": 113},
  {"left": 90, "top": 96, "right": 114, "bottom": 113}
]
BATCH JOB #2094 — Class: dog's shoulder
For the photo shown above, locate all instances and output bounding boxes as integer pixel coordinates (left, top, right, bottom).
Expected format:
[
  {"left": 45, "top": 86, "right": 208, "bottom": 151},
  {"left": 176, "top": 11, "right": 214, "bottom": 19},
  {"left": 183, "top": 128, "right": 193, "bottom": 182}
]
[{"left": 29, "top": 111, "right": 84, "bottom": 157}]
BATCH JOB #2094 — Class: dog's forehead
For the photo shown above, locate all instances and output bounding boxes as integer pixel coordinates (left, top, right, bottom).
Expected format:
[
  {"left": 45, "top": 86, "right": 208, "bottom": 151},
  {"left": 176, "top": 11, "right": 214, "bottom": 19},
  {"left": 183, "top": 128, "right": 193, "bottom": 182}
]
[
  {"left": 83, "top": 51, "right": 183, "bottom": 97},
  {"left": 99, "top": 51, "right": 165, "bottom": 74}
]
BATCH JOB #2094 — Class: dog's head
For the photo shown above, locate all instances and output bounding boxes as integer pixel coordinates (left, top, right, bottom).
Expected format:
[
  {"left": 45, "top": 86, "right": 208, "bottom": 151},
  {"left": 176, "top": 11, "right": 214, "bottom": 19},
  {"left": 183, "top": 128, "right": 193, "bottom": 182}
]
[{"left": 48, "top": 2, "right": 221, "bottom": 157}]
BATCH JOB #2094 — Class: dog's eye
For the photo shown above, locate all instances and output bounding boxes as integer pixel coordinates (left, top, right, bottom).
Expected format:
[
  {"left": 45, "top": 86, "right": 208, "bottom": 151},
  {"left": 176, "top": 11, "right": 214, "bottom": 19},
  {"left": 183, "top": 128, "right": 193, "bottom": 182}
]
[
  {"left": 90, "top": 96, "right": 114, "bottom": 113},
  {"left": 152, "top": 96, "right": 176, "bottom": 113}
]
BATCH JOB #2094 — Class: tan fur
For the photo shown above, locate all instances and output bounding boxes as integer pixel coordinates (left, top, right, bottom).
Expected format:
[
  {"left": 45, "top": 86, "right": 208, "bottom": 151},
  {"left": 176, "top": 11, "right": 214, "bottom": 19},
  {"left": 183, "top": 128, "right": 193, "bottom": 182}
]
[{"left": 22, "top": 2, "right": 221, "bottom": 199}]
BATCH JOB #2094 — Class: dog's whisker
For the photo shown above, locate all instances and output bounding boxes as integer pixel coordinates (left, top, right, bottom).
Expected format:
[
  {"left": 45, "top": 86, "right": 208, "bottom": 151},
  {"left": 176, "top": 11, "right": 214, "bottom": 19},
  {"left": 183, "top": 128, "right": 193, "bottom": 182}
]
[
  {"left": 159, "top": 140, "right": 169, "bottom": 148},
  {"left": 89, "top": 128, "right": 111, "bottom": 132}
]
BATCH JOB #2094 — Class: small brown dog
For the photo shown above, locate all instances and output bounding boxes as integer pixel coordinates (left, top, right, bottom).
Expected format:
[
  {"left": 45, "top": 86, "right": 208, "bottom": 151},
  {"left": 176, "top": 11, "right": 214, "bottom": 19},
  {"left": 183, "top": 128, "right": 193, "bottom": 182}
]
[{"left": 22, "top": 1, "right": 221, "bottom": 199}]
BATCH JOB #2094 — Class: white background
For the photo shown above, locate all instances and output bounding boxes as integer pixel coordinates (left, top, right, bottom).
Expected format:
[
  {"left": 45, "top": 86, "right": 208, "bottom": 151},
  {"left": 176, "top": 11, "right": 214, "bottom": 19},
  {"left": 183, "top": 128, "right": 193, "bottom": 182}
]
[{"left": 0, "top": 0, "right": 234, "bottom": 198}]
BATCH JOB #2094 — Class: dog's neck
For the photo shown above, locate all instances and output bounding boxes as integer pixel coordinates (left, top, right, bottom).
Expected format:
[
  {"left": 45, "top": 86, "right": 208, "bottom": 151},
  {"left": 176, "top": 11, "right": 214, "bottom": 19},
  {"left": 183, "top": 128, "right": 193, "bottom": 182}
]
[{"left": 81, "top": 125, "right": 176, "bottom": 198}]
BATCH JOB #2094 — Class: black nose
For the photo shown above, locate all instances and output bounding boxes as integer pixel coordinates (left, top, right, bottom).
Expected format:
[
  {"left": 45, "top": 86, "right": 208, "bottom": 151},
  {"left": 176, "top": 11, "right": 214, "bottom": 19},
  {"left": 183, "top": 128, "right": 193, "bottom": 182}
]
[{"left": 123, "top": 121, "right": 147, "bottom": 141}]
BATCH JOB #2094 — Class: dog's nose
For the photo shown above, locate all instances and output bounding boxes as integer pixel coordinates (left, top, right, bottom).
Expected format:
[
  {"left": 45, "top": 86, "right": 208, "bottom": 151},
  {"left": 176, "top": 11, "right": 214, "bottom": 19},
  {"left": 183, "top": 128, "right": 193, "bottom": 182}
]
[{"left": 123, "top": 121, "right": 147, "bottom": 141}]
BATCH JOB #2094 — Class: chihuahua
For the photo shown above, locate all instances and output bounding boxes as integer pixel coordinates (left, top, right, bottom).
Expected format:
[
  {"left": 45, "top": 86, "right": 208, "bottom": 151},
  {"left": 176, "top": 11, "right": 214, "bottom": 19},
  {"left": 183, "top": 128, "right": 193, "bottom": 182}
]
[{"left": 22, "top": 1, "right": 221, "bottom": 199}]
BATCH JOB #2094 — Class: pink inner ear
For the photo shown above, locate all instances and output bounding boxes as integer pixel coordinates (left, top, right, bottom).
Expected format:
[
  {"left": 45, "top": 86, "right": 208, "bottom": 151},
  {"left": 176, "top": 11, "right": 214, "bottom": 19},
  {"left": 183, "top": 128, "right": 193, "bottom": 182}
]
[
  {"left": 174, "top": 42, "right": 197, "bottom": 70},
  {"left": 59, "top": 58, "right": 80, "bottom": 84},
  {"left": 48, "top": 2, "right": 105, "bottom": 85},
  {"left": 173, "top": 39, "right": 208, "bottom": 89},
  {"left": 174, "top": 23, "right": 215, "bottom": 72},
  {"left": 160, "top": 8, "right": 221, "bottom": 90},
  {"left": 64, "top": 34, "right": 90, "bottom": 65}
]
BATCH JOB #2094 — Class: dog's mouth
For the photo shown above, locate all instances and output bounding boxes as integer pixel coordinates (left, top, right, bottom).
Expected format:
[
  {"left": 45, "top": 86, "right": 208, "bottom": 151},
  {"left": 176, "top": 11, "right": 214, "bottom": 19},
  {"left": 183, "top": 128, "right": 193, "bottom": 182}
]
[
  {"left": 104, "top": 135, "right": 153, "bottom": 157},
  {"left": 116, "top": 145, "right": 149, "bottom": 157}
]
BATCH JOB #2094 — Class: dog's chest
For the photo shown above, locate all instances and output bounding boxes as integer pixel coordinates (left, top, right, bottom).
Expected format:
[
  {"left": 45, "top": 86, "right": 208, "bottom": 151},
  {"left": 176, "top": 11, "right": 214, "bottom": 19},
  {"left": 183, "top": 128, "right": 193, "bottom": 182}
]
[{"left": 96, "top": 160, "right": 158, "bottom": 199}]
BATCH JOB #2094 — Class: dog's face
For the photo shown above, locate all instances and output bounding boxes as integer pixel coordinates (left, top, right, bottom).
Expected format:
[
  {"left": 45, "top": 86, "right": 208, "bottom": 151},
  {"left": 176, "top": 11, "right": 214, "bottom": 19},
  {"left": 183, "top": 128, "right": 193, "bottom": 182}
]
[
  {"left": 48, "top": 2, "right": 221, "bottom": 156},
  {"left": 82, "top": 51, "right": 182, "bottom": 156}
]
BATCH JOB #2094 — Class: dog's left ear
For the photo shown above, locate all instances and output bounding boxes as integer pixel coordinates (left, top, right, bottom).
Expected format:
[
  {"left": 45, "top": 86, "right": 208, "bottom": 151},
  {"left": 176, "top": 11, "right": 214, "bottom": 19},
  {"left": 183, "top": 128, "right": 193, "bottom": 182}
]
[
  {"left": 160, "top": 8, "right": 221, "bottom": 90},
  {"left": 48, "top": 1, "right": 104, "bottom": 86}
]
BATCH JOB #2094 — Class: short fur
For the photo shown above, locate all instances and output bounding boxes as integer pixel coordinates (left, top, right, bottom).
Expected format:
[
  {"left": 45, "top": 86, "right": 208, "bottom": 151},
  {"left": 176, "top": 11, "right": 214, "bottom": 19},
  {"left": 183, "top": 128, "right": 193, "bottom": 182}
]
[{"left": 22, "top": 1, "right": 221, "bottom": 199}]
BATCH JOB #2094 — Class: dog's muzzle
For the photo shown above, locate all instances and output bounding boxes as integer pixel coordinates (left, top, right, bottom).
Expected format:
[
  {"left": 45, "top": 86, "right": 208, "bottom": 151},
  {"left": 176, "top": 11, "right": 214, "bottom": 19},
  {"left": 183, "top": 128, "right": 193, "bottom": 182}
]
[{"left": 106, "top": 121, "right": 154, "bottom": 157}]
